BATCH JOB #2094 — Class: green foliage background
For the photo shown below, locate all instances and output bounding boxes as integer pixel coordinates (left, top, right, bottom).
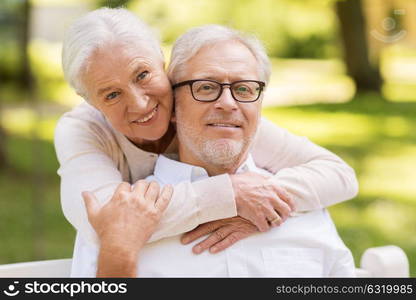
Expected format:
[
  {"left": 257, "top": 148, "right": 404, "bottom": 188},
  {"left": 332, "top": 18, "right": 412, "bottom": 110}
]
[{"left": 0, "top": 0, "right": 415, "bottom": 276}]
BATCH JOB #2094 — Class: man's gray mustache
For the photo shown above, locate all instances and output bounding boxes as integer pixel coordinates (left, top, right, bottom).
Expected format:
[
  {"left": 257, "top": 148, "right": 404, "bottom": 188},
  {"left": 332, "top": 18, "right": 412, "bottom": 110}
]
[{"left": 203, "top": 115, "right": 245, "bottom": 126}]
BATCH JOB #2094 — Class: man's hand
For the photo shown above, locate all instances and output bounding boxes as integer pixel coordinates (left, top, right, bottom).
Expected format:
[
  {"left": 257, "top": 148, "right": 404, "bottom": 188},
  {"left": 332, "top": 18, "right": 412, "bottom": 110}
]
[
  {"left": 230, "top": 172, "right": 295, "bottom": 232},
  {"left": 82, "top": 181, "right": 173, "bottom": 277},
  {"left": 181, "top": 217, "right": 257, "bottom": 254}
]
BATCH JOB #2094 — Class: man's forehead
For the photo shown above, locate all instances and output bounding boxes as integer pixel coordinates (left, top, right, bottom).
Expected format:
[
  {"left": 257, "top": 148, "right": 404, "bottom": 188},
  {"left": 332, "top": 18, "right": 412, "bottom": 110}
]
[
  {"left": 189, "top": 69, "right": 258, "bottom": 81},
  {"left": 191, "top": 40, "right": 254, "bottom": 61},
  {"left": 184, "top": 41, "right": 259, "bottom": 79}
]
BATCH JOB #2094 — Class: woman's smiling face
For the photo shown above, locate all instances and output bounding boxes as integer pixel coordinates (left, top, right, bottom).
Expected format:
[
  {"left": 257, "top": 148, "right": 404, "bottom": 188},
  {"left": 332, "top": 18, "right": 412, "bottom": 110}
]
[{"left": 81, "top": 41, "right": 173, "bottom": 144}]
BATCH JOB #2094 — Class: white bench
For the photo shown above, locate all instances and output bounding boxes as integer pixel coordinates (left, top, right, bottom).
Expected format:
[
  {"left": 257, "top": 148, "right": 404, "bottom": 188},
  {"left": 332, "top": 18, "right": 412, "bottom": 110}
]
[
  {"left": 0, "top": 258, "right": 72, "bottom": 278},
  {"left": 0, "top": 245, "right": 409, "bottom": 277},
  {"left": 355, "top": 245, "right": 409, "bottom": 277}
]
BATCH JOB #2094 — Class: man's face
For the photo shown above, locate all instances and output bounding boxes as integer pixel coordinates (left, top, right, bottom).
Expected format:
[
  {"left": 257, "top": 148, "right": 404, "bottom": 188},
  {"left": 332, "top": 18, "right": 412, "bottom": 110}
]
[{"left": 174, "top": 40, "right": 263, "bottom": 173}]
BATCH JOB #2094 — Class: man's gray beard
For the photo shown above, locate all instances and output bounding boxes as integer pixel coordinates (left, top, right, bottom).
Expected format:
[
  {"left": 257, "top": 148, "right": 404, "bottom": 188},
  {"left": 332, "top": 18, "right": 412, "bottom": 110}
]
[{"left": 176, "top": 120, "right": 252, "bottom": 170}]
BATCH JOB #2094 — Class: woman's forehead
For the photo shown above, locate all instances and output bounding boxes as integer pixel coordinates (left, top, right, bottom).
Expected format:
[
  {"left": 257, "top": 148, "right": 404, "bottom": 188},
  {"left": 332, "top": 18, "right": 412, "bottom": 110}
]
[
  {"left": 86, "top": 42, "right": 162, "bottom": 72},
  {"left": 81, "top": 43, "right": 164, "bottom": 91},
  {"left": 91, "top": 40, "right": 162, "bottom": 63}
]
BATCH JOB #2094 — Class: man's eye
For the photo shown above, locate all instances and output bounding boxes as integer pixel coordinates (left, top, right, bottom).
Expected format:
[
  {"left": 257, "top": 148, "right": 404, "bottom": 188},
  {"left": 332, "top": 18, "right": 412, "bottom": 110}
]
[
  {"left": 235, "top": 85, "right": 251, "bottom": 94},
  {"left": 106, "top": 91, "right": 120, "bottom": 100},
  {"left": 197, "top": 84, "right": 217, "bottom": 92},
  {"left": 137, "top": 71, "right": 149, "bottom": 81}
]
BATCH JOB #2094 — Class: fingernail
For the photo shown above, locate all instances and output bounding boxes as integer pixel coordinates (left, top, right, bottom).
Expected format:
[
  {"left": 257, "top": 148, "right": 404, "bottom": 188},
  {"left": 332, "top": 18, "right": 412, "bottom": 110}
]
[
  {"left": 194, "top": 246, "right": 201, "bottom": 254},
  {"left": 181, "top": 237, "right": 189, "bottom": 244},
  {"left": 210, "top": 247, "right": 217, "bottom": 253}
]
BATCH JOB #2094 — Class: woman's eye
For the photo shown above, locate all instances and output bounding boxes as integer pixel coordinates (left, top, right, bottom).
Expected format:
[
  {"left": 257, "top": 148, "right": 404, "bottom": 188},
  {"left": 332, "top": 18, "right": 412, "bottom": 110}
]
[
  {"left": 137, "top": 71, "right": 149, "bottom": 81},
  {"left": 105, "top": 91, "right": 120, "bottom": 100}
]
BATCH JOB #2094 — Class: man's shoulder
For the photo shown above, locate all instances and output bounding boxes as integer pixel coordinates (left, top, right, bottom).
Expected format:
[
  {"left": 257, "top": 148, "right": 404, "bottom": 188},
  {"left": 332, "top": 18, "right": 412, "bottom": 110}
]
[{"left": 281, "top": 209, "right": 336, "bottom": 234}]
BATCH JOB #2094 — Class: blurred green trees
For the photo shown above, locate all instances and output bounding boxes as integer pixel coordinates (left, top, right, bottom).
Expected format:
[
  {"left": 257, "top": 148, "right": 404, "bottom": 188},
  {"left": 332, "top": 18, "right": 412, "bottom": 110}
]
[
  {"left": 0, "top": 0, "right": 415, "bottom": 276},
  {"left": 129, "top": 0, "right": 339, "bottom": 59},
  {"left": 0, "top": 0, "right": 33, "bottom": 92},
  {"left": 336, "top": 0, "right": 382, "bottom": 92},
  {"left": 96, "top": 0, "right": 132, "bottom": 9},
  {"left": 3, "top": 0, "right": 415, "bottom": 105}
]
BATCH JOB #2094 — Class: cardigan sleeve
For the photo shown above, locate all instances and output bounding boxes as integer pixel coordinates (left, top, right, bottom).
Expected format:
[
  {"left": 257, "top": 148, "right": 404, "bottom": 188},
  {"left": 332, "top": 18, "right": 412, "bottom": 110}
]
[{"left": 251, "top": 117, "right": 359, "bottom": 212}]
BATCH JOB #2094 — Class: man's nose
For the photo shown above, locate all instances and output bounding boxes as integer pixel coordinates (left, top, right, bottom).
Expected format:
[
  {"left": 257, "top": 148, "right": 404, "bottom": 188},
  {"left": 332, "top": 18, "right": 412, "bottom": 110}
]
[
  {"left": 127, "top": 87, "right": 149, "bottom": 112},
  {"left": 214, "top": 87, "right": 238, "bottom": 111}
]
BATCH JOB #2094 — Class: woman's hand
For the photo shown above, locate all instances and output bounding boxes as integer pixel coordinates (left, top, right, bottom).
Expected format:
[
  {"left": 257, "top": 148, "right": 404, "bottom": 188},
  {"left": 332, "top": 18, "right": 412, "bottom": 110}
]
[
  {"left": 230, "top": 172, "right": 295, "bottom": 232},
  {"left": 82, "top": 180, "right": 173, "bottom": 277},
  {"left": 181, "top": 217, "right": 257, "bottom": 254},
  {"left": 181, "top": 172, "right": 296, "bottom": 255}
]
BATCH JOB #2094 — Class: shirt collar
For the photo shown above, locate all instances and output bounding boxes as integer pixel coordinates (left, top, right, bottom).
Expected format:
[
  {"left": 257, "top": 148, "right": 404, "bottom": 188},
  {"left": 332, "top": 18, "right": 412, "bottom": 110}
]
[
  {"left": 154, "top": 154, "right": 258, "bottom": 185},
  {"left": 236, "top": 154, "right": 257, "bottom": 173}
]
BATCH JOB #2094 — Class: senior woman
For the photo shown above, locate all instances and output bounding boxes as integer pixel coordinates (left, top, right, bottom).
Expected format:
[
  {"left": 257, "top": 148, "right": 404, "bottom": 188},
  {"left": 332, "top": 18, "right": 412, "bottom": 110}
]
[{"left": 55, "top": 8, "right": 358, "bottom": 258}]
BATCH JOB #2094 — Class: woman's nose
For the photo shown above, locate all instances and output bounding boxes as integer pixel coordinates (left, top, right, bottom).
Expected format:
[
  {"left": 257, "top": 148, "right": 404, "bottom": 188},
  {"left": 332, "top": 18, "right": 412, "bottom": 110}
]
[{"left": 127, "top": 88, "right": 149, "bottom": 112}]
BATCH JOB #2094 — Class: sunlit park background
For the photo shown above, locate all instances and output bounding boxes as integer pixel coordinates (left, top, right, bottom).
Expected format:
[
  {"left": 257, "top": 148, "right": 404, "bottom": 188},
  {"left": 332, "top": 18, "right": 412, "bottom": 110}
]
[{"left": 0, "top": 0, "right": 415, "bottom": 276}]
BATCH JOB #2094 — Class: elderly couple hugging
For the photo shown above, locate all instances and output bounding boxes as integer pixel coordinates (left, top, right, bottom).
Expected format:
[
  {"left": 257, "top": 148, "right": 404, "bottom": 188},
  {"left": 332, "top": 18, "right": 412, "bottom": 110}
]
[{"left": 55, "top": 7, "right": 359, "bottom": 277}]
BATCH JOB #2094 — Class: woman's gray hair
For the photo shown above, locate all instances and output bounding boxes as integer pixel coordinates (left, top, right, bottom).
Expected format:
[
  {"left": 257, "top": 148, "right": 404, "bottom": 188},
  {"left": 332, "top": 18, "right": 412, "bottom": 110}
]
[
  {"left": 167, "top": 24, "right": 271, "bottom": 85},
  {"left": 62, "top": 7, "right": 163, "bottom": 99}
]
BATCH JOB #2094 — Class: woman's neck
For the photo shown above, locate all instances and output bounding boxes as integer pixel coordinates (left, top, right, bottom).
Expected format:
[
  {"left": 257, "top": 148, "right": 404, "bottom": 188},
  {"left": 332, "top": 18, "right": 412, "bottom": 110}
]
[{"left": 130, "top": 123, "right": 176, "bottom": 154}]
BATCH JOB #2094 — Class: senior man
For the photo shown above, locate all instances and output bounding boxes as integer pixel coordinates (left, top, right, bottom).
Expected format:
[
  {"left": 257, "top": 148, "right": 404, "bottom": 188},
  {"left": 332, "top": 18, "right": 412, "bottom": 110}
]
[{"left": 74, "top": 25, "right": 356, "bottom": 277}]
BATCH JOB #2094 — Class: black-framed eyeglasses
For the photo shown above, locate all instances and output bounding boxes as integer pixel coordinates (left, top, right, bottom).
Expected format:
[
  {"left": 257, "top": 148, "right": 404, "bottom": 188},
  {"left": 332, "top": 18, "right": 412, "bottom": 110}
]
[{"left": 172, "top": 79, "right": 265, "bottom": 103}]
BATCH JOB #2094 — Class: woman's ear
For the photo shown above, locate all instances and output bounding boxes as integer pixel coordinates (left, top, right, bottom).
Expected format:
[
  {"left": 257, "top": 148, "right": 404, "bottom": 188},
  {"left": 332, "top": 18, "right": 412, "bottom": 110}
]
[
  {"left": 76, "top": 91, "right": 85, "bottom": 99},
  {"left": 78, "top": 91, "right": 97, "bottom": 108},
  {"left": 77, "top": 91, "right": 89, "bottom": 104}
]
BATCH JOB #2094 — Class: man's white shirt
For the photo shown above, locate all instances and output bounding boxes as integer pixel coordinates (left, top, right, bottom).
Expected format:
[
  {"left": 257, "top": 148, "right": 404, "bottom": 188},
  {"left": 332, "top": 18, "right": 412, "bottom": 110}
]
[{"left": 71, "top": 154, "right": 356, "bottom": 277}]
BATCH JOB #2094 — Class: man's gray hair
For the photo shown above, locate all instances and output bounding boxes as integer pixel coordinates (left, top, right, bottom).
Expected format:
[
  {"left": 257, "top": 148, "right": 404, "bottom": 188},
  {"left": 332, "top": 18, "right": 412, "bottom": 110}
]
[
  {"left": 62, "top": 7, "right": 163, "bottom": 98},
  {"left": 167, "top": 24, "right": 271, "bottom": 85}
]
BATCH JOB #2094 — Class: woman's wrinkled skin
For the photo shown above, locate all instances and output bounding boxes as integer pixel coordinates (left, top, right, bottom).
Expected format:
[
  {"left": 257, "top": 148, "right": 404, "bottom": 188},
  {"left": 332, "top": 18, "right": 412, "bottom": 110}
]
[{"left": 81, "top": 42, "right": 175, "bottom": 153}]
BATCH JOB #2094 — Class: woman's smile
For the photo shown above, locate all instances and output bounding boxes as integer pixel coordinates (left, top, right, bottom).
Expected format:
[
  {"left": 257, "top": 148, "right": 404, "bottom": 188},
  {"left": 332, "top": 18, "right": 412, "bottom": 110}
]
[
  {"left": 82, "top": 42, "right": 173, "bottom": 144},
  {"left": 130, "top": 104, "right": 159, "bottom": 126}
]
